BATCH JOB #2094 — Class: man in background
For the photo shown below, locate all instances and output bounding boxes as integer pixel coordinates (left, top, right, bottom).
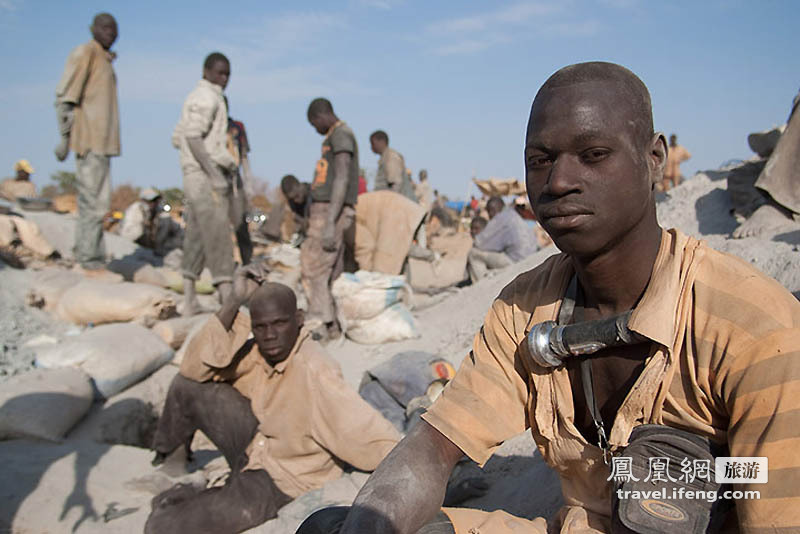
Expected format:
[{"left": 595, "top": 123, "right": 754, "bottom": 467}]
[
  {"left": 415, "top": 169, "right": 432, "bottom": 212},
  {"left": 467, "top": 196, "right": 537, "bottom": 282},
  {"left": 1, "top": 160, "right": 37, "bottom": 201},
  {"left": 54, "top": 13, "right": 120, "bottom": 272},
  {"left": 303, "top": 98, "right": 360, "bottom": 341},
  {"left": 226, "top": 103, "right": 254, "bottom": 265},
  {"left": 370, "top": 130, "right": 416, "bottom": 202},
  {"left": 662, "top": 133, "right": 691, "bottom": 190},
  {"left": 172, "top": 52, "right": 238, "bottom": 315}
]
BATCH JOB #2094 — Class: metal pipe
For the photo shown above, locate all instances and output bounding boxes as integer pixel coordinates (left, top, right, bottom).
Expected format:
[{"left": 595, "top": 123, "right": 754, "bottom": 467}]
[{"left": 526, "top": 310, "right": 647, "bottom": 368}]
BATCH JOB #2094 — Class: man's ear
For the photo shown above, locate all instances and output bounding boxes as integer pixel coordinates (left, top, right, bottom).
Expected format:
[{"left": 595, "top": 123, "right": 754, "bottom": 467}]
[
  {"left": 295, "top": 309, "right": 304, "bottom": 328},
  {"left": 649, "top": 132, "right": 668, "bottom": 188}
]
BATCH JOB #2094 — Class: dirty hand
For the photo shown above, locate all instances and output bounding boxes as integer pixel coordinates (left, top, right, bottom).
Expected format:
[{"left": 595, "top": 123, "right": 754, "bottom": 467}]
[
  {"left": 54, "top": 137, "right": 70, "bottom": 162},
  {"left": 320, "top": 225, "right": 337, "bottom": 252},
  {"left": 232, "top": 263, "right": 269, "bottom": 303}
]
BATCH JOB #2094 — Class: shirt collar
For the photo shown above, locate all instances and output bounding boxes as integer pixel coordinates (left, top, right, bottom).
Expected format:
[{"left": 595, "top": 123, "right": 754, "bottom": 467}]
[
  {"left": 627, "top": 228, "right": 699, "bottom": 350},
  {"left": 197, "top": 78, "right": 223, "bottom": 96}
]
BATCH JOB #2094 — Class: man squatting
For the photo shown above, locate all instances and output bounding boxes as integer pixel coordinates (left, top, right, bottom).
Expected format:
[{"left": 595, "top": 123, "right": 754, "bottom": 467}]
[{"left": 298, "top": 62, "right": 800, "bottom": 533}]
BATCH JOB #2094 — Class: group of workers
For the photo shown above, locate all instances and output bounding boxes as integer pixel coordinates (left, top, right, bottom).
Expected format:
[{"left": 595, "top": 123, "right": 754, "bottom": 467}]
[{"left": 6, "top": 9, "right": 796, "bottom": 534}]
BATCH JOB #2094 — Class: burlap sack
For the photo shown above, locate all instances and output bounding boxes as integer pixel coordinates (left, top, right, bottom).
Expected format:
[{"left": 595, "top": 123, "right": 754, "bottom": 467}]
[
  {"left": 152, "top": 314, "right": 212, "bottom": 350},
  {"left": 35, "top": 323, "right": 174, "bottom": 399},
  {"left": 407, "top": 231, "right": 473, "bottom": 290},
  {"left": 0, "top": 367, "right": 93, "bottom": 442},
  {"left": 56, "top": 279, "right": 177, "bottom": 326},
  {"left": 26, "top": 268, "right": 85, "bottom": 311}
]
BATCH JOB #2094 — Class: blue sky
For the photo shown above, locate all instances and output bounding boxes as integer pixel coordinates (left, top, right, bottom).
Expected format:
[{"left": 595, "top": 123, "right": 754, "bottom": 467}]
[{"left": 0, "top": 0, "right": 797, "bottom": 199}]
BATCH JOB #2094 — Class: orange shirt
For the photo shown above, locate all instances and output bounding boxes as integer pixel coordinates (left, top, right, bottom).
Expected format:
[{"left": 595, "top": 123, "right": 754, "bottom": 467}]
[{"left": 424, "top": 228, "right": 800, "bottom": 533}]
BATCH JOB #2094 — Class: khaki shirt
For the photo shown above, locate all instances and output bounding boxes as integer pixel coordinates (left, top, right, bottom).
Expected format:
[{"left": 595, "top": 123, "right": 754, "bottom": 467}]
[
  {"left": 0, "top": 178, "right": 36, "bottom": 201},
  {"left": 424, "top": 228, "right": 800, "bottom": 533},
  {"left": 55, "top": 39, "right": 120, "bottom": 157},
  {"left": 415, "top": 180, "right": 433, "bottom": 212},
  {"left": 665, "top": 144, "right": 691, "bottom": 180},
  {"left": 172, "top": 80, "right": 237, "bottom": 175},
  {"left": 180, "top": 312, "right": 401, "bottom": 498}
]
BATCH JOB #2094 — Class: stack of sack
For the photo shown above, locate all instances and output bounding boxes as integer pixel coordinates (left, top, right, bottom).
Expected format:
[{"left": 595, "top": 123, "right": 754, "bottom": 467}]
[{"left": 331, "top": 271, "right": 419, "bottom": 344}]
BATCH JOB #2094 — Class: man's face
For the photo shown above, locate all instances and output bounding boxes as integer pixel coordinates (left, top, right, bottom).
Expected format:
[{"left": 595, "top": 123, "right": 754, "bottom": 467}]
[
  {"left": 370, "top": 137, "right": 384, "bottom": 155},
  {"left": 287, "top": 184, "right": 306, "bottom": 205},
  {"left": 91, "top": 17, "right": 118, "bottom": 50},
  {"left": 487, "top": 203, "right": 501, "bottom": 219},
  {"left": 250, "top": 298, "right": 302, "bottom": 366},
  {"left": 16, "top": 170, "right": 29, "bottom": 181},
  {"left": 308, "top": 114, "right": 328, "bottom": 135},
  {"left": 204, "top": 60, "right": 230, "bottom": 89},
  {"left": 470, "top": 219, "right": 485, "bottom": 238},
  {"left": 524, "top": 81, "right": 655, "bottom": 259}
]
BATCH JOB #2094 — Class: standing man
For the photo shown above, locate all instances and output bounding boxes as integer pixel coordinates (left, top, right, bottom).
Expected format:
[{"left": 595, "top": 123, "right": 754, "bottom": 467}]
[
  {"left": 303, "top": 98, "right": 359, "bottom": 341},
  {"left": 370, "top": 130, "right": 416, "bottom": 202},
  {"left": 172, "top": 52, "right": 238, "bottom": 315},
  {"left": 415, "top": 169, "right": 432, "bottom": 212},
  {"left": 662, "top": 133, "right": 691, "bottom": 190},
  {"left": 226, "top": 105, "right": 254, "bottom": 265},
  {"left": 54, "top": 13, "right": 120, "bottom": 272}
]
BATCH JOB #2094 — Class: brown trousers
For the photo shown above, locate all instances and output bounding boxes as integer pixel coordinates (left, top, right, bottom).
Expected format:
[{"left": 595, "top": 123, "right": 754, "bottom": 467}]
[
  {"left": 146, "top": 375, "right": 291, "bottom": 534},
  {"left": 300, "top": 202, "right": 355, "bottom": 323}
]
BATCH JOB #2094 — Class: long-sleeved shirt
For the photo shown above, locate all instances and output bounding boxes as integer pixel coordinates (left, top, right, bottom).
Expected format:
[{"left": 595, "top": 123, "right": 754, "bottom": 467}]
[
  {"left": 55, "top": 39, "right": 120, "bottom": 157},
  {"left": 172, "top": 79, "right": 237, "bottom": 175},
  {"left": 180, "top": 312, "right": 401, "bottom": 498},
  {"left": 472, "top": 206, "right": 537, "bottom": 262},
  {"left": 424, "top": 228, "right": 800, "bottom": 533}
]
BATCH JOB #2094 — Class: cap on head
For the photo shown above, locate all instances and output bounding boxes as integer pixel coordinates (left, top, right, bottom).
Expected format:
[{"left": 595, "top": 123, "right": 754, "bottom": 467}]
[
  {"left": 140, "top": 188, "right": 160, "bottom": 201},
  {"left": 14, "top": 159, "right": 34, "bottom": 174},
  {"left": 535, "top": 61, "right": 654, "bottom": 149}
]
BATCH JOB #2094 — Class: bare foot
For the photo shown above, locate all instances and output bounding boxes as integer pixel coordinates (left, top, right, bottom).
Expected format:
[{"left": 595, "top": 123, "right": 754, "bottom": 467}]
[{"left": 732, "top": 202, "right": 794, "bottom": 239}]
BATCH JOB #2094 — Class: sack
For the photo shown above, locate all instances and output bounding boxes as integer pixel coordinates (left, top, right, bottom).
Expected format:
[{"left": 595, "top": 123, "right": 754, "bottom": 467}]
[
  {"left": 26, "top": 268, "right": 85, "bottom": 311},
  {"left": 0, "top": 367, "right": 93, "bottom": 442},
  {"left": 611, "top": 424, "right": 731, "bottom": 534},
  {"left": 55, "top": 279, "right": 177, "bottom": 326},
  {"left": 35, "top": 323, "right": 174, "bottom": 399},
  {"left": 332, "top": 271, "right": 410, "bottom": 321},
  {"left": 152, "top": 314, "right": 212, "bottom": 350},
  {"left": 343, "top": 303, "right": 419, "bottom": 344}
]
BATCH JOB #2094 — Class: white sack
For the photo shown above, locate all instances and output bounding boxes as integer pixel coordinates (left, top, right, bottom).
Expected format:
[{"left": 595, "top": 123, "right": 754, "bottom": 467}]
[
  {"left": 343, "top": 303, "right": 420, "bottom": 345},
  {"left": 332, "top": 271, "right": 411, "bottom": 321}
]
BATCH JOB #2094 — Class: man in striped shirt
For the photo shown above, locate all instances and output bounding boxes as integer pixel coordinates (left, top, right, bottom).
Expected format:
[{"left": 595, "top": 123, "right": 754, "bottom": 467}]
[{"left": 299, "top": 62, "right": 800, "bottom": 534}]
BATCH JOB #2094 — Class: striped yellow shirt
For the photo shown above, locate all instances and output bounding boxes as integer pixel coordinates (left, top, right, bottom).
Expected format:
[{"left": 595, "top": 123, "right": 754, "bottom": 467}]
[{"left": 424, "top": 228, "right": 800, "bottom": 533}]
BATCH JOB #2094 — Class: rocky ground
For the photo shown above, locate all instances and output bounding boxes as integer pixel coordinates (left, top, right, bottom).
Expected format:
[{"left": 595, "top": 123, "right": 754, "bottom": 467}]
[{"left": 0, "top": 164, "right": 798, "bottom": 533}]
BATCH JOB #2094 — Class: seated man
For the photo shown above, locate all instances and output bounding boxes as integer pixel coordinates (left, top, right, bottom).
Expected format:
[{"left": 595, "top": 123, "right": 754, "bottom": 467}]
[
  {"left": 466, "top": 195, "right": 537, "bottom": 282},
  {"left": 119, "top": 188, "right": 183, "bottom": 256},
  {"left": 1, "top": 160, "right": 37, "bottom": 201},
  {"left": 299, "top": 62, "right": 800, "bottom": 533},
  {"left": 146, "top": 268, "right": 401, "bottom": 534}
]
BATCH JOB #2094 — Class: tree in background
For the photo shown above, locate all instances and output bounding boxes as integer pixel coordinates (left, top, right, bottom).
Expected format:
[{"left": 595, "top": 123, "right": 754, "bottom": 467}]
[
  {"left": 160, "top": 187, "right": 184, "bottom": 210},
  {"left": 249, "top": 176, "right": 272, "bottom": 213},
  {"left": 111, "top": 184, "right": 140, "bottom": 213},
  {"left": 41, "top": 170, "right": 78, "bottom": 198}
]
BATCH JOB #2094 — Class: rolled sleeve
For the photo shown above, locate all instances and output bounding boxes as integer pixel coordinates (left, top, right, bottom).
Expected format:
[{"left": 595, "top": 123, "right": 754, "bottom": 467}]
[
  {"left": 310, "top": 361, "right": 401, "bottom": 471},
  {"left": 179, "top": 313, "right": 252, "bottom": 383},
  {"left": 423, "top": 286, "right": 530, "bottom": 466}
]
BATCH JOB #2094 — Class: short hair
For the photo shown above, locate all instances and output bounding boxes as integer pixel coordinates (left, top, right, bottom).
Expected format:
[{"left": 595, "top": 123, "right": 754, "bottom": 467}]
[
  {"left": 370, "top": 130, "right": 389, "bottom": 144},
  {"left": 204, "top": 52, "right": 229, "bottom": 71},
  {"left": 536, "top": 61, "right": 654, "bottom": 148},
  {"left": 307, "top": 98, "right": 333, "bottom": 119},
  {"left": 92, "top": 12, "right": 116, "bottom": 27},
  {"left": 280, "top": 174, "right": 300, "bottom": 195},
  {"left": 486, "top": 196, "right": 504, "bottom": 212},
  {"left": 471, "top": 216, "right": 487, "bottom": 228}
]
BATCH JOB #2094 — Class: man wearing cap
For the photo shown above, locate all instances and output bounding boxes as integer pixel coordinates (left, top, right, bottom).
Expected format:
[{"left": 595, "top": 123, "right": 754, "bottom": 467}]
[
  {"left": 1, "top": 160, "right": 37, "bottom": 201},
  {"left": 54, "top": 13, "right": 120, "bottom": 271},
  {"left": 120, "top": 188, "right": 183, "bottom": 256}
]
